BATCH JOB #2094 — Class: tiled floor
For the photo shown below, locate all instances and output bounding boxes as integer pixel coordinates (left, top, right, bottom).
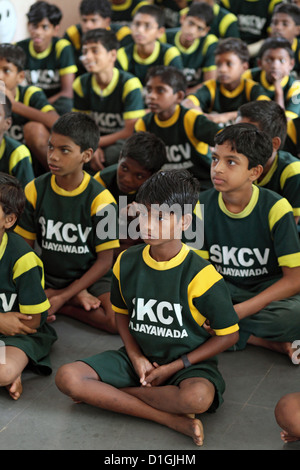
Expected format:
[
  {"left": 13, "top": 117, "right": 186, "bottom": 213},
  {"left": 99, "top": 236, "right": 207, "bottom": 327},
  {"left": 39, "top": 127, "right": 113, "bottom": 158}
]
[{"left": 0, "top": 315, "right": 299, "bottom": 451}]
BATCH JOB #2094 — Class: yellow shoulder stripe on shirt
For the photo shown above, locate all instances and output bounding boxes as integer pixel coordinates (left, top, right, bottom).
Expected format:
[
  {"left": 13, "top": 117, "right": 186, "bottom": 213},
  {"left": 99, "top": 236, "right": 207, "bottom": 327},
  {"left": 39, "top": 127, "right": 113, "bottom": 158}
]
[
  {"left": 91, "top": 189, "right": 117, "bottom": 216},
  {"left": 66, "top": 25, "right": 81, "bottom": 50},
  {"left": 25, "top": 179, "right": 37, "bottom": 208},
  {"left": 112, "top": 251, "right": 128, "bottom": 312},
  {"left": 280, "top": 161, "right": 300, "bottom": 190},
  {"left": 268, "top": 197, "right": 293, "bottom": 232},
  {"left": 184, "top": 109, "right": 209, "bottom": 155},
  {"left": 9, "top": 145, "right": 32, "bottom": 174},
  {"left": 13, "top": 251, "right": 45, "bottom": 286}
]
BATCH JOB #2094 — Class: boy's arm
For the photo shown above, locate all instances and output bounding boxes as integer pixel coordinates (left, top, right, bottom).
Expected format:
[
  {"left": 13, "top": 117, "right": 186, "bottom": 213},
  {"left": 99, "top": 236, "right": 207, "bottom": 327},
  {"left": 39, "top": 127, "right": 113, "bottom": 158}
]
[
  {"left": 234, "top": 265, "right": 300, "bottom": 320},
  {"left": 47, "top": 72, "right": 75, "bottom": 104},
  {"left": 98, "top": 119, "right": 136, "bottom": 148}
]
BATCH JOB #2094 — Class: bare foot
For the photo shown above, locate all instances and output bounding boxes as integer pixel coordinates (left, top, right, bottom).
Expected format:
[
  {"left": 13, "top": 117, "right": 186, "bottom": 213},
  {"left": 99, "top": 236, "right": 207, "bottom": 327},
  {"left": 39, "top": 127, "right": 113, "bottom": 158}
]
[
  {"left": 72, "top": 290, "right": 101, "bottom": 311},
  {"left": 248, "top": 336, "right": 298, "bottom": 363},
  {"left": 6, "top": 376, "right": 23, "bottom": 400},
  {"left": 280, "top": 430, "right": 300, "bottom": 443},
  {"left": 172, "top": 415, "right": 204, "bottom": 446}
]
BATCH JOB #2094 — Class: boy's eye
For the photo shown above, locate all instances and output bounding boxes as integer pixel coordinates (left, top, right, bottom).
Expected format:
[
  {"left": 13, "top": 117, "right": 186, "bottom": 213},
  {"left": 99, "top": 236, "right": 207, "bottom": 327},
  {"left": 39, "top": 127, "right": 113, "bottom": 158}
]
[{"left": 228, "top": 159, "right": 236, "bottom": 165}]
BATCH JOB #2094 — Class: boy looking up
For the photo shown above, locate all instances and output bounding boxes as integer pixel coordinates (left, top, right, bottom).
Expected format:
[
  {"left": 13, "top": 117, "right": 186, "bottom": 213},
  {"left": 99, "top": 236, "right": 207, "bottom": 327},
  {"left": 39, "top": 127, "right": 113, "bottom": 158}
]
[
  {"left": 15, "top": 113, "right": 120, "bottom": 333},
  {"left": 64, "top": 0, "right": 133, "bottom": 76},
  {"left": 184, "top": 37, "right": 270, "bottom": 125},
  {"left": 73, "top": 28, "right": 145, "bottom": 170},
  {"left": 160, "top": 3, "right": 219, "bottom": 92},
  {"left": 188, "top": 123, "right": 300, "bottom": 361},
  {"left": 0, "top": 43, "right": 59, "bottom": 171},
  {"left": 237, "top": 100, "right": 300, "bottom": 224},
  {"left": 270, "top": 2, "right": 300, "bottom": 77},
  {"left": 55, "top": 169, "right": 239, "bottom": 447},
  {"left": 116, "top": 4, "right": 183, "bottom": 85},
  {"left": 0, "top": 93, "right": 34, "bottom": 188},
  {"left": 135, "top": 65, "right": 222, "bottom": 189},
  {"left": 0, "top": 173, "right": 57, "bottom": 400},
  {"left": 243, "top": 37, "right": 300, "bottom": 120},
  {"left": 17, "top": 1, "right": 78, "bottom": 115}
]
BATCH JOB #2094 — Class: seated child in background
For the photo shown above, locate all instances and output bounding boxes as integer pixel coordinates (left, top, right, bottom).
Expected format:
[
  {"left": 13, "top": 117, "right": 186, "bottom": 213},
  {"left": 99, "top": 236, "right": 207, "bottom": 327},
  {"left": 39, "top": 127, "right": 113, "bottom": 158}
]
[
  {"left": 0, "top": 173, "right": 57, "bottom": 400},
  {"left": 186, "top": 123, "right": 300, "bottom": 361},
  {"left": 15, "top": 112, "right": 120, "bottom": 333},
  {"left": 275, "top": 392, "right": 300, "bottom": 444},
  {"left": 243, "top": 37, "right": 300, "bottom": 120},
  {"left": 116, "top": 4, "right": 183, "bottom": 85},
  {"left": 0, "top": 93, "right": 34, "bottom": 188},
  {"left": 180, "top": 0, "right": 240, "bottom": 40},
  {"left": 154, "top": 0, "right": 193, "bottom": 28},
  {"left": 284, "top": 116, "right": 300, "bottom": 159},
  {"left": 183, "top": 37, "right": 269, "bottom": 125},
  {"left": 64, "top": 0, "right": 133, "bottom": 76},
  {"left": 94, "top": 131, "right": 167, "bottom": 255},
  {"left": 73, "top": 28, "right": 145, "bottom": 170},
  {"left": 135, "top": 65, "right": 222, "bottom": 190},
  {"left": 270, "top": 2, "right": 300, "bottom": 77},
  {"left": 0, "top": 43, "right": 59, "bottom": 172},
  {"left": 17, "top": 1, "right": 77, "bottom": 116},
  {"left": 160, "top": 3, "right": 218, "bottom": 93},
  {"left": 110, "top": 0, "right": 150, "bottom": 24},
  {"left": 237, "top": 100, "right": 300, "bottom": 224},
  {"left": 55, "top": 169, "right": 239, "bottom": 447}
]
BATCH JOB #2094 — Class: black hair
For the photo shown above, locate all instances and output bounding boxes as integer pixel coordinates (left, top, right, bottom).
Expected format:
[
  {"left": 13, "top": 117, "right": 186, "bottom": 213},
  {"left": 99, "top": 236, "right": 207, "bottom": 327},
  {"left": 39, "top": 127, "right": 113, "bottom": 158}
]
[
  {"left": 0, "top": 92, "right": 12, "bottom": 119},
  {"left": 214, "top": 123, "right": 273, "bottom": 168},
  {"left": 258, "top": 37, "right": 294, "bottom": 60},
  {"left": 27, "top": 1, "right": 62, "bottom": 26},
  {"left": 119, "top": 132, "right": 167, "bottom": 173},
  {"left": 0, "top": 173, "right": 25, "bottom": 228},
  {"left": 82, "top": 28, "right": 119, "bottom": 50},
  {"left": 133, "top": 4, "right": 165, "bottom": 28},
  {"left": 237, "top": 101, "right": 287, "bottom": 147},
  {"left": 51, "top": 112, "right": 100, "bottom": 152},
  {"left": 79, "top": 0, "right": 112, "bottom": 18},
  {"left": 145, "top": 65, "right": 187, "bottom": 93},
  {"left": 136, "top": 169, "right": 200, "bottom": 214},
  {"left": 0, "top": 43, "right": 26, "bottom": 72},
  {"left": 273, "top": 2, "right": 300, "bottom": 25},
  {"left": 186, "top": 3, "right": 214, "bottom": 26},
  {"left": 214, "top": 37, "right": 250, "bottom": 64}
]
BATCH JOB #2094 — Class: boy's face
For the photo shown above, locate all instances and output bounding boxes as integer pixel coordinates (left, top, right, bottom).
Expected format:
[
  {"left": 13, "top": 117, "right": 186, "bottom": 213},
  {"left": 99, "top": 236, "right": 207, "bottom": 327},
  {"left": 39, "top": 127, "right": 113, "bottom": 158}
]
[
  {"left": 211, "top": 141, "right": 262, "bottom": 193},
  {"left": 180, "top": 15, "right": 210, "bottom": 45},
  {"left": 138, "top": 204, "right": 186, "bottom": 246},
  {"left": 0, "top": 58, "right": 25, "bottom": 92},
  {"left": 258, "top": 48, "right": 294, "bottom": 83},
  {"left": 47, "top": 132, "right": 91, "bottom": 178},
  {"left": 28, "top": 18, "right": 59, "bottom": 52},
  {"left": 145, "top": 76, "right": 183, "bottom": 117},
  {"left": 215, "top": 52, "right": 248, "bottom": 88},
  {"left": 81, "top": 42, "right": 116, "bottom": 73},
  {"left": 117, "top": 156, "right": 152, "bottom": 194},
  {"left": 271, "top": 13, "right": 300, "bottom": 43},
  {"left": 130, "top": 13, "right": 164, "bottom": 46},
  {"left": 81, "top": 13, "right": 110, "bottom": 34}
]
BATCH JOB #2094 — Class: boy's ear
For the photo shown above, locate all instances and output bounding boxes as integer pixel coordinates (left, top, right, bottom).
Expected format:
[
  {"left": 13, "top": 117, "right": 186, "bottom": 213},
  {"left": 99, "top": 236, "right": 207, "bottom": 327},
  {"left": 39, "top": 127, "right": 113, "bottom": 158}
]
[
  {"left": 16, "top": 70, "right": 25, "bottom": 85},
  {"left": 82, "top": 148, "right": 94, "bottom": 163},
  {"left": 272, "top": 136, "right": 281, "bottom": 151},
  {"left": 242, "top": 61, "right": 249, "bottom": 72},
  {"left": 176, "top": 90, "right": 186, "bottom": 103},
  {"left": 249, "top": 164, "right": 264, "bottom": 182},
  {"left": 4, "top": 213, "right": 17, "bottom": 230},
  {"left": 181, "top": 213, "right": 192, "bottom": 232},
  {"left": 3, "top": 116, "right": 12, "bottom": 132},
  {"left": 156, "top": 25, "right": 165, "bottom": 38}
]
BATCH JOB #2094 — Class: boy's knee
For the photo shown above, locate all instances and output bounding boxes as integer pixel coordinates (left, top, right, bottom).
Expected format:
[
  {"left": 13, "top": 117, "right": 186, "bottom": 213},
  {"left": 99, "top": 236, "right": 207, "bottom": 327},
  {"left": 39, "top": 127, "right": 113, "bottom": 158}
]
[
  {"left": 55, "top": 363, "right": 79, "bottom": 395},
  {"left": 0, "top": 364, "right": 18, "bottom": 387},
  {"left": 23, "top": 121, "right": 49, "bottom": 143},
  {"left": 179, "top": 379, "right": 215, "bottom": 414},
  {"left": 275, "top": 393, "right": 300, "bottom": 427}
]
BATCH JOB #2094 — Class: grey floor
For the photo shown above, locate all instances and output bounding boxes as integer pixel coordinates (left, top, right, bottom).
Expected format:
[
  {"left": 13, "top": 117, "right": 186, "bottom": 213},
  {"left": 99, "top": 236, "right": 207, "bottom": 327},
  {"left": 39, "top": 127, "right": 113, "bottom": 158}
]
[{"left": 0, "top": 315, "right": 300, "bottom": 451}]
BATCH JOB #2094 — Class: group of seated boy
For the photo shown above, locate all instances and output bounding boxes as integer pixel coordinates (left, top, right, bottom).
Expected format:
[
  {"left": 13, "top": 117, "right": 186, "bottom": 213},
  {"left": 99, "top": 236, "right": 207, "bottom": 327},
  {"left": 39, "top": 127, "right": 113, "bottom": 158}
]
[{"left": 1, "top": 0, "right": 300, "bottom": 448}]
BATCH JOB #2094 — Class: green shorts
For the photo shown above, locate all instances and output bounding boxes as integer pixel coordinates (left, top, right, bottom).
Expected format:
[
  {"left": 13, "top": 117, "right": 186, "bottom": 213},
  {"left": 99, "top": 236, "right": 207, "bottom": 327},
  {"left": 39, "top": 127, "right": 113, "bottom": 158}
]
[
  {"left": 79, "top": 346, "right": 225, "bottom": 412},
  {"left": 45, "top": 272, "right": 112, "bottom": 297}
]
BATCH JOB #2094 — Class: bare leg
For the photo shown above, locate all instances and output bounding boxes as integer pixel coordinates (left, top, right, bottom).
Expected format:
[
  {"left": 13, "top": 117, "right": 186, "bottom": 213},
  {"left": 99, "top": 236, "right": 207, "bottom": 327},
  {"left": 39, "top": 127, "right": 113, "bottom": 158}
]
[
  {"left": 23, "top": 121, "right": 50, "bottom": 170},
  {"left": 55, "top": 362, "right": 207, "bottom": 446},
  {"left": 0, "top": 346, "right": 29, "bottom": 400},
  {"left": 56, "top": 292, "right": 117, "bottom": 334},
  {"left": 275, "top": 392, "right": 300, "bottom": 443},
  {"left": 248, "top": 335, "right": 296, "bottom": 361}
]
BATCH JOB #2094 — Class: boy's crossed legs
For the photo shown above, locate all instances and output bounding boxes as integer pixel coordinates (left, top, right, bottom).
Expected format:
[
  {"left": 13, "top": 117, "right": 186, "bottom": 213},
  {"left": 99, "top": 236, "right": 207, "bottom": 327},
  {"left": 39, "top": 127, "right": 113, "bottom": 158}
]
[
  {"left": 55, "top": 361, "right": 216, "bottom": 446},
  {"left": 0, "top": 346, "right": 29, "bottom": 400}
]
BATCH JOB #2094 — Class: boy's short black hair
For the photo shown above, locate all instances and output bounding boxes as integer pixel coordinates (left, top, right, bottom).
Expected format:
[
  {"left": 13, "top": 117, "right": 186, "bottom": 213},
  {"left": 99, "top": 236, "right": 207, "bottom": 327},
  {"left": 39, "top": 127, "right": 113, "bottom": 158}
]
[
  {"left": 27, "top": 1, "right": 62, "bottom": 26},
  {"left": 214, "top": 123, "right": 273, "bottom": 168},
  {"left": 145, "top": 65, "right": 187, "bottom": 93},
  {"left": 0, "top": 43, "right": 26, "bottom": 72},
  {"left": 79, "top": 0, "right": 112, "bottom": 18},
  {"left": 0, "top": 173, "right": 25, "bottom": 228},
  {"left": 258, "top": 37, "right": 294, "bottom": 60},
  {"left": 119, "top": 132, "right": 167, "bottom": 173},
  {"left": 0, "top": 92, "right": 12, "bottom": 119},
  {"left": 273, "top": 2, "right": 300, "bottom": 25},
  {"left": 51, "top": 112, "right": 100, "bottom": 152},
  {"left": 214, "top": 37, "right": 250, "bottom": 64},
  {"left": 136, "top": 169, "right": 200, "bottom": 214},
  {"left": 186, "top": 3, "right": 214, "bottom": 26},
  {"left": 238, "top": 100, "right": 287, "bottom": 148},
  {"left": 133, "top": 4, "right": 165, "bottom": 28},
  {"left": 82, "top": 28, "right": 119, "bottom": 50}
]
